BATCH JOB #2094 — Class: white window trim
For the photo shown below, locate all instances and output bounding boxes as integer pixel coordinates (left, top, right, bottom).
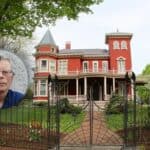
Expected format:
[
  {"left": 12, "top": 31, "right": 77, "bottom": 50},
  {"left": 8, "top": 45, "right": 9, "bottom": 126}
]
[
  {"left": 116, "top": 56, "right": 126, "bottom": 61},
  {"left": 121, "top": 40, "right": 127, "bottom": 49},
  {"left": 113, "top": 40, "right": 120, "bottom": 49},
  {"left": 83, "top": 61, "right": 89, "bottom": 72},
  {"left": 92, "top": 61, "right": 98, "bottom": 72},
  {"left": 117, "top": 57, "right": 126, "bottom": 73},
  {"left": 102, "top": 61, "right": 108, "bottom": 72},
  {"left": 58, "top": 59, "right": 68, "bottom": 75},
  {"left": 39, "top": 59, "right": 48, "bottom": 72},
  {"left": 49, "top": 59, "right": 56, "bottom": 74},
  {"left": 39, "top": 80, "right": 47, "bottom": 96}
]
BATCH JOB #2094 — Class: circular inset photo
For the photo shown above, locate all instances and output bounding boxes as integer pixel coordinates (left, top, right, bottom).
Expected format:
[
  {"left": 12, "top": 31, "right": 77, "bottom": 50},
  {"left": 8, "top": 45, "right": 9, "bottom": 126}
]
[{"left": 0, "top": 49, "right": 29, "bottom": 109}]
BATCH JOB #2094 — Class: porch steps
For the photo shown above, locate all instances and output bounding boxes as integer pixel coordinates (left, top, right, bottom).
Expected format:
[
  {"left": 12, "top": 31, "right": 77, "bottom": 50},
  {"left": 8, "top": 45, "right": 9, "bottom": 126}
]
[
  {"left": 77, "top": 101, "right": 109, "bottom": 111},
  {"left": 93, "top": 101, "right": 109, "bottom": 111}
]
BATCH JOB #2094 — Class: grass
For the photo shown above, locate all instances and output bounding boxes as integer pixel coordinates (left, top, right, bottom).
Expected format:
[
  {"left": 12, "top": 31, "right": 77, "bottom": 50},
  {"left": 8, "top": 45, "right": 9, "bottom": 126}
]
[
  {"left": 0, "top": 105, "right": 85, "bottom": 133},
  {"left": 105, "top": 113, "right": 124, "bottom": 131},
  {"left": 105, "top": 104, "right": 150, "bottom": 131},
  {"left": 60, "top": 112, "right": 85, "bottom": 132}
]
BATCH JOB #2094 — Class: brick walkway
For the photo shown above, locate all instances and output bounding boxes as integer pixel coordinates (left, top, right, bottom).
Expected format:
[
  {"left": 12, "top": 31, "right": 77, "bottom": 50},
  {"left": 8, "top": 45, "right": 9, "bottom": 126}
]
[
  {"left": 61, "top": 111, "right": 123, "bottom": 146},
  {"left": 0, "top": 112, "right": 123, "bottom": 150}
]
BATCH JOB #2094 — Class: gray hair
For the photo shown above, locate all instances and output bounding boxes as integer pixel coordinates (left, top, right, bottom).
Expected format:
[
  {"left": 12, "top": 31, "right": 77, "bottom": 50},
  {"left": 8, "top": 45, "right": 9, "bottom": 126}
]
[
  {"left": 0, "top": 55, "right": 13, "bottom": 72},
  {"left": 0, "top": 55, "right": 11, "bottom": 62}
]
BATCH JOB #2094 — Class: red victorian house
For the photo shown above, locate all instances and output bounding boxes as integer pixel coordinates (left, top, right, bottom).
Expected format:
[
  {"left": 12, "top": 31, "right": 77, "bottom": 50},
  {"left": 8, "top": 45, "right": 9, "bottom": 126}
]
[{"left": 33, "top": 30, "right": 133, "bottom": 104}]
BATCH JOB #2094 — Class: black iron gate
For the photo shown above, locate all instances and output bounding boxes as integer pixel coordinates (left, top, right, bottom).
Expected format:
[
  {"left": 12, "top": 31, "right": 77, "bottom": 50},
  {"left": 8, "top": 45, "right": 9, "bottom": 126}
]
[
  {"left": 48, "top": 77, "right": 123, "bottom": 150},
  {"left": 124, "top": 72, "right": 150, "bottom": 149},
  {"left": 124, "top": 72, "right": 137, "bottom": 149}
]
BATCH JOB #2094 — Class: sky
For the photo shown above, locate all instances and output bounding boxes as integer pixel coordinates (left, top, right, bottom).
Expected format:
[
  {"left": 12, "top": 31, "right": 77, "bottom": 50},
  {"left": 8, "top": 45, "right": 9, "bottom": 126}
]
[{"left": 33, "top": 0, "right": 150, "bottom": 75}]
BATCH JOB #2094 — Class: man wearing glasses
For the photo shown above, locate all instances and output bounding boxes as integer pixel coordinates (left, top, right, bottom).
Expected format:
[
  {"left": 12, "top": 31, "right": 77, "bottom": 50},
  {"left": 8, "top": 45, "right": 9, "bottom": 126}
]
[{"left": 0, "top": 56, "right": 24, "bottom": 109}]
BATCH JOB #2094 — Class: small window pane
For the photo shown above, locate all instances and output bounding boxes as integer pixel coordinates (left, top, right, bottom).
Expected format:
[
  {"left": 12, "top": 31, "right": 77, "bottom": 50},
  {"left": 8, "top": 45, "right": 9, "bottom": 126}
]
[{"left": 40, "top": 80, "right": 46, "bottom": 95}]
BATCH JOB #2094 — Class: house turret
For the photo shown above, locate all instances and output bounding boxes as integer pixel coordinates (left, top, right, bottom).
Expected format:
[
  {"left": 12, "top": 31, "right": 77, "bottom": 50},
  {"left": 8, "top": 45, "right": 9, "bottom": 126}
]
[
  {"left": 105, "top": 31, "right": 133, "bottom": 73},
  {"left": 36, "top": 29, "right": 58, "bottom": 53},
  {"left": 34, "top": 30, "right": 58, "bottom": 77}
]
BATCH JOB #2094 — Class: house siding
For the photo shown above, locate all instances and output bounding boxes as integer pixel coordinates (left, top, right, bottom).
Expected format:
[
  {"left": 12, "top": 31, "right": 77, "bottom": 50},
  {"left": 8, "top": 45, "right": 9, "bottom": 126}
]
[{"left": 33, "top": 31, "right": 133, "bottom": 103}]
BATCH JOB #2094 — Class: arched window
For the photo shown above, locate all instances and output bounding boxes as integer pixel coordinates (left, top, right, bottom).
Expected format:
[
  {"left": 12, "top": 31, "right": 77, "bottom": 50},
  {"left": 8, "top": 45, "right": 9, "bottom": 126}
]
[
  {"left": 117, "top": 57, "right": 126, "bottom": 73},
  {"left": 121, "top": 41, "right": 127, "bottom": 49},
  {"left": 83, "top": 61, "right": 89, "bottom": 72},
  {"left": 113, "top": 41, "right": 120, "bottom": 49}
]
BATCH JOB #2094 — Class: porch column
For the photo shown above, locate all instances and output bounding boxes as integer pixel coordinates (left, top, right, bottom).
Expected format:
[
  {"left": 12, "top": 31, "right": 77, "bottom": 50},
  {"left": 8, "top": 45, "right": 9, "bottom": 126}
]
[
  {"left": 84, "top": 76, "right": 87, "bottom": 97},
  {"left": 112, "top": 77, "right": 115, "bottom": 93},
  {"left": 76, "top": 78, "right": 79, "bottom": 103},
  {"left": 104, "top": 76, "right": 107, "bottom": 100}
]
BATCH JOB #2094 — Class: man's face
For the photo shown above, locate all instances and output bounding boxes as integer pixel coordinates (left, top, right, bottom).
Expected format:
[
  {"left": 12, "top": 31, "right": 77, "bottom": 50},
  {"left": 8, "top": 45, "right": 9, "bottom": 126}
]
[{"left": 0, "top": 60, "right": 13, "bottom": 93}]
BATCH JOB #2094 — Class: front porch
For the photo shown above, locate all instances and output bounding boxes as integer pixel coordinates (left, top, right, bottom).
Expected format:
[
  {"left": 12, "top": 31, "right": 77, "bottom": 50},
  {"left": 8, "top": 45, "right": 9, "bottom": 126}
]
[
  {"left": 33, "top": 75, "right": 133, "bottom": 105},
  {"left": 58, "top": 76, "right": 132, "bottom": 102}
]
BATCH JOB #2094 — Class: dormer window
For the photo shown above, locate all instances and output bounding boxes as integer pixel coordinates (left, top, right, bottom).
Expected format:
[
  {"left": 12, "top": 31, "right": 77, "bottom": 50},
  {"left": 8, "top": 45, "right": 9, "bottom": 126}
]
[
  {"left": 51, "top": 47, "right": 55, "bottom": 53},
  {"left": 121, "top": 41, "right": 127, "bottom": 49},
  {"left": 113, "top": 41, "right": 120, "bottom": 49}
]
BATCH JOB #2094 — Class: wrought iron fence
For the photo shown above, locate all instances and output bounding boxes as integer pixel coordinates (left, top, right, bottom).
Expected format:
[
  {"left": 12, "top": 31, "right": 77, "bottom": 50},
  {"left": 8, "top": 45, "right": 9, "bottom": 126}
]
[
  {"left": 0, "top": 73, "right": 149, "bottom": 150},
  {"left": 0, "top": 102, "right": 50, "bottom": 150}
]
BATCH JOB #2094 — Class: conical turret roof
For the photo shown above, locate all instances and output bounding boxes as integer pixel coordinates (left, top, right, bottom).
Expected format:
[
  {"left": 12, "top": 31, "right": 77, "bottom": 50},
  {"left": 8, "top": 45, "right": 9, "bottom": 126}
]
[{"left": 38, "top": 30, "right": 56, "bottom": 46}]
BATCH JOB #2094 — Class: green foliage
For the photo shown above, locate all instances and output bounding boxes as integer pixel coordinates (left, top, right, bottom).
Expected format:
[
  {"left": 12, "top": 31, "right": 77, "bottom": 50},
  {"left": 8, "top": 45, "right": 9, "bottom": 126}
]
[
  {"left": 106, "top": 113, "right": 123, "bottom": 131},
  {"left": 0, "top": 106, "right": 85, "bottom": 133},
  {"left": 0, "top": 0, "right": 103, "bottom": 37},
  {"left": 106, "top": 94, "right": 124, "bottom": 114},
  {"left": 28, "top": 121, "right": 42, "bottom": 142},
  {"left": 58, "top": 98, "right": 82, "bottom": 114},
  {"left": 24, "top": 87, "right": 33, "bottom": 100},
  {"left": 106, "top": 105, "right": 150, "bottom": 131},
  {"left": 137, "top": 86, "right": 150, "bottom": 104},
  {"left": 32, "top": 101, "right": 48, "bottom": 107},
  {"left": 142, "top": 64, "right": 150, "bottom": 75}
]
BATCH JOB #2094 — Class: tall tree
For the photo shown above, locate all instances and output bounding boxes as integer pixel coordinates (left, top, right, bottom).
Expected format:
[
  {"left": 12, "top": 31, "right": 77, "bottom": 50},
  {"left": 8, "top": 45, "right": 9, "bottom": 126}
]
[{"left": 0, "top": 0, "right": 103, "bottom": 37}]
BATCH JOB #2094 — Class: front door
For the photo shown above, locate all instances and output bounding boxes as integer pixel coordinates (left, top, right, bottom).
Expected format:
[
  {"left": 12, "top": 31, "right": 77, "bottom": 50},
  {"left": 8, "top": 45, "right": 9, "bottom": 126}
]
[{"left": 92, "top": 81, "right": 100, "bottom": 101}]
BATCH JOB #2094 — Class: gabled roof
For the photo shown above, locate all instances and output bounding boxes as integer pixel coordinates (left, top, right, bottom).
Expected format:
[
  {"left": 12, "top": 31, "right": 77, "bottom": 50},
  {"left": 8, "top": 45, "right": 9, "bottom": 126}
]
[
  {"left": 59, "top": 49, "right": 109, "bottom": 57},
  {"left": 38, "top": 30, "right": 56, "bottom": 46}
]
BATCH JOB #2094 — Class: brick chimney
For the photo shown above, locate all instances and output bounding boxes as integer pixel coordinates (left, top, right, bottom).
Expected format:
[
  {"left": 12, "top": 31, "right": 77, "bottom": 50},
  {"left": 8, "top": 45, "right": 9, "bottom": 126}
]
[{"left": 65, "top": 41, "right": 71, "bottom": 49}]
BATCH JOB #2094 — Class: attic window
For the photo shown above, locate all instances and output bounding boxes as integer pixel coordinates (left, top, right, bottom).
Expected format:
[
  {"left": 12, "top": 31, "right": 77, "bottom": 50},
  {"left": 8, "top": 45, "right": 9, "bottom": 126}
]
[{"left": 51, "top": 47, "right": 55, "bottom": 53}]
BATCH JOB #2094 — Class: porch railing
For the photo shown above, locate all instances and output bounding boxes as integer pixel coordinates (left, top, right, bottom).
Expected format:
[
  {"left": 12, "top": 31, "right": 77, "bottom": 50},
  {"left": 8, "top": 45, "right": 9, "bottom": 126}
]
[{"left": 34, "top": 68, "right": 132, "bottom": 76}]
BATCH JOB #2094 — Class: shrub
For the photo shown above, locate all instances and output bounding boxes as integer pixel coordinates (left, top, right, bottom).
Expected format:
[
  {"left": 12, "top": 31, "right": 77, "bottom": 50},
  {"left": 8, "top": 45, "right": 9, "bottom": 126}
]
[
  {"left": 28, "top": 121, "right": 42, "bottom": 142},
  {"left": 57, "top": 98, "right": 82, "bottom": 114},
  {"left": 24, "top": 87, "right": 33, "bottom": 99},
  {"left": 33, "top": 102, "right": 48, "bottom": 107},
  {"left": 58, "top": 98, "right": 70, "bottom": 113},
  {"left": 106, "top": 94, "right": 124, "bottom": 114},
  {"left": 67, "top": 104, "right": 82, "bottom": 114}
]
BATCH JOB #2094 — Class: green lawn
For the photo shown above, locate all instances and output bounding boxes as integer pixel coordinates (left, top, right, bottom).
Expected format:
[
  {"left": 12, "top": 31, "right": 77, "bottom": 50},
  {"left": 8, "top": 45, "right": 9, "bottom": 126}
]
[
  {"left": 105, "top": 104, "right": 150, "bottom": 131},
  {"left": 0, "top": 105, "right": 85, "bottom": 133},
  {"left": 0, "top": 103, "right": 149, "bottom": 133}
]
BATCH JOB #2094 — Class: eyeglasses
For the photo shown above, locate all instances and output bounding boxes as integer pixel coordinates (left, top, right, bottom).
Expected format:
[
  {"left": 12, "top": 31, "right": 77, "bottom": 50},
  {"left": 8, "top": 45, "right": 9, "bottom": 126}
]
[{"left": 0, "top": 70, "right": 14, "bottom": 76}]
